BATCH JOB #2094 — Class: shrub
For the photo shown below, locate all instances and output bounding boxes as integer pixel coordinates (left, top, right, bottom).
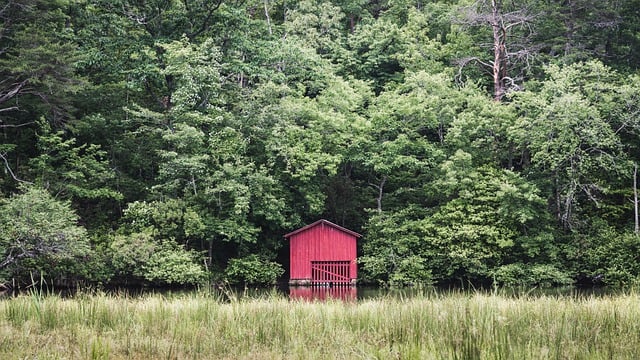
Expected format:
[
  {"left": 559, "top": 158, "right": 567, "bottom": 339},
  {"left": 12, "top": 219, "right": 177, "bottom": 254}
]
[
  {"left": 492, "top": 263, "right": 573, "bottom": 288},
  {"left": 142, "top": 241, "right": 207, "bottom": 285},
  {"left": 584, "top": 228, "right": 640, "bottom": 287},
  {"left": 109, "top": 232, "right": 206, "bottom": 286},
  {"left": 224, "top": 255, "right": 284, "bottom": 286}
]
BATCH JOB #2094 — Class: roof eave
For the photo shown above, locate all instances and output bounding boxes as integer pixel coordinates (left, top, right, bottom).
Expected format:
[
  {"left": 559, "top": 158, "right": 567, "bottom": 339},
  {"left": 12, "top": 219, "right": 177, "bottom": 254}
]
[{"left": 284, "top": 219, "right": 362, "bottom": 239}]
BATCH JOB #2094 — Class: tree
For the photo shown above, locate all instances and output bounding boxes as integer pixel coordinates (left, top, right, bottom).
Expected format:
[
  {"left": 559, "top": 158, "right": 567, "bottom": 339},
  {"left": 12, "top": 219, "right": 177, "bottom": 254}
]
[
  {"left": 511, "top": 61, "right": 625, "bottom": 230},
  {"left": 635, "top": 163, "right": 639, "bottom": 236},
  {"left": 552, "top": 0, "right": 623, "bottom": 63},
  {"left": 456, "top": 0, "right": 537, "bottom": 101},
  {"left": 354, "top": 70, "right": 459, "bottom": 213},
  {"left": 28, "top": 121, "right": 122, "bottom": 225},
  {"left": 344, "top": 17, "right": 406, "bottom": 92},
  {"left": 108, "top": 230, "right": 207, "bottom": 286},
  {"left": 0, "top": 186, "right": 89, "bottom": 284},
  {"left": 0, "top": 0, "right": 85, "bottom": 194},
  {"left": 0, "top": 0, "right": 82, "bottom": 119},
  {"left": 444, "top": 81, "right": 518, "bottom": 169},
  {"left": 124, "top": 34, "right": 296, "bottom": 278}
]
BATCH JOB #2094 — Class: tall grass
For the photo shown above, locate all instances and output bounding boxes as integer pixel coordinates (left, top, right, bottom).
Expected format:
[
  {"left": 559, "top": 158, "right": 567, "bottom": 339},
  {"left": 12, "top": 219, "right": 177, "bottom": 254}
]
[{"left": 1, "top": 289, "right": 640, "bottom": 359}]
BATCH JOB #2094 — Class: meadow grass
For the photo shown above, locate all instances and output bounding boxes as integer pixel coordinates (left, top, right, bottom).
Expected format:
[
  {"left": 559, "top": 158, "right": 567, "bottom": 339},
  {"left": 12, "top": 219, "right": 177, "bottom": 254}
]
[{"left": 1, "top": 289, "right": 640, "bottom": 359}]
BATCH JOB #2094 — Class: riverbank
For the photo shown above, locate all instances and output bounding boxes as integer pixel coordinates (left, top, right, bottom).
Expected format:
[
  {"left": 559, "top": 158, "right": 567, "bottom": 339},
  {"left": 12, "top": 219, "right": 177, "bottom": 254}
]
[{"left": 2, "top": 290, "right": 639, "bottom": 359}]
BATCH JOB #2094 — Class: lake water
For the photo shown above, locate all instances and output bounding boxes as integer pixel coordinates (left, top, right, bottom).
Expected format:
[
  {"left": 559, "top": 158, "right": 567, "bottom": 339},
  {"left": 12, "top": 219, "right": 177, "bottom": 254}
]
[
  {"left": 221, "top": 284, "right": 618, "bottom": 302},
  {"left": 1, "top": 283, "right": 618, "bottom": 301}
]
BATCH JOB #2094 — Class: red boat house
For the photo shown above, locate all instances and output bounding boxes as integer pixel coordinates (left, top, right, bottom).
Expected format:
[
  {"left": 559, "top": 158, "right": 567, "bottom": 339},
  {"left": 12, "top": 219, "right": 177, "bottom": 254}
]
[{"left": 285, "top": 219, "right": 360, "bottom": 286}]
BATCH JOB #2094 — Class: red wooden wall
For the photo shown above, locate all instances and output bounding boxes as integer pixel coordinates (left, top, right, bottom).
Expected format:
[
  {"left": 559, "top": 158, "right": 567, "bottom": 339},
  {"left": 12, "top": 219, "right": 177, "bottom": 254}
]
[{"left": 286, "top": 219, "right": 360, "bottom": 285}]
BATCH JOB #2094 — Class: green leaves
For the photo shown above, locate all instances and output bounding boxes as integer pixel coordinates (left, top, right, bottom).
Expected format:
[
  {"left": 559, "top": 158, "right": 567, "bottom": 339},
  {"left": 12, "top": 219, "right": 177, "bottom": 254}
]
[
  {"left": 0, "top": 186, "right": 89, "bottom": 280},
  {"left": 30, "top": 121, "right": 122, "bottom": 202},
  {"left": 142, "top": 240, "right": 207, "bottom": 285},
  {"left": 109, "top": 230, "right": 207, "bottom": 286},
  {"left": 4, "top": 0, "right": 640, "bottom": 288},
  {"left": 159, "top": 37, "right": 222, "bottom": 111},
  {"left": 0, "top": 0, "right": 83, "bottom": 120},
  {"left": 512, "top": 61, "right": 626, "bottom": 229},
  {"left": 224, "top": 254, "right": 284, "bottom": 285}
]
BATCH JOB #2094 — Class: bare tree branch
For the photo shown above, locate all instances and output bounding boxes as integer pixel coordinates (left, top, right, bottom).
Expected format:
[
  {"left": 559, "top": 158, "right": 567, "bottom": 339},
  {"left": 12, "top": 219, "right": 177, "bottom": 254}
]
[
  {"left": 634, "top": 163, "right": 638, "bottom": 235},
  {"left": 455, "top": 0, "right": 538, "bottom": 101},
  {"left": 0, "top": 79, "right": 27, "bottom": 105},
  {"left": 0, "top": 152, "right": 32, "bottom": 184},
  {"left": 369, "top": 176, "right": 387, "bottom": 213}
]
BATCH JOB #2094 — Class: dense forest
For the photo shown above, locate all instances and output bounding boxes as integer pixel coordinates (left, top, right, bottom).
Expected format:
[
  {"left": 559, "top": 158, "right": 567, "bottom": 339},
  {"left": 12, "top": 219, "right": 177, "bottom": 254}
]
[{"left": 2, "top": 0, "right": 640, "bottom": 289}]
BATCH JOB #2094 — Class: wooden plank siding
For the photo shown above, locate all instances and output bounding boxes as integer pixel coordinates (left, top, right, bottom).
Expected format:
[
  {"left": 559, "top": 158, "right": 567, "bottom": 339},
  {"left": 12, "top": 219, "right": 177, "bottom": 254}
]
[{"left": 285, "top": 219, "right": 360, "bottom": 286}]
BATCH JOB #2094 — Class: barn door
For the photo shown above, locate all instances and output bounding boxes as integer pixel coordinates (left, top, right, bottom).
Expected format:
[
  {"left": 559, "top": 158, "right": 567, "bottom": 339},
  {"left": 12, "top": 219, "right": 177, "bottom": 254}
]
[{"left": 311, "top": 261, "right": 351, "bottom": 285}]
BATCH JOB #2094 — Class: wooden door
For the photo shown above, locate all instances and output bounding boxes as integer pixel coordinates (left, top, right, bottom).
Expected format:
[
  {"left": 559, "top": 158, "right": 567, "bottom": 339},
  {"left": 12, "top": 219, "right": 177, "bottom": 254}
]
[{"left": 311, "top": 261, "right": 351, "bottom": 285}]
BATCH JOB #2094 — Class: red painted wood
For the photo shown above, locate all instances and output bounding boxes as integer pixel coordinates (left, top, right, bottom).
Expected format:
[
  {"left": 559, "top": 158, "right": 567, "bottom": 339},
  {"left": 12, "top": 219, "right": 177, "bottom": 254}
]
[
  {"left": 311, "top": 261, "right": 350, "bottom": 283},
  {"left": 285, "top": 219, "right": 360, "bottom": 284}
]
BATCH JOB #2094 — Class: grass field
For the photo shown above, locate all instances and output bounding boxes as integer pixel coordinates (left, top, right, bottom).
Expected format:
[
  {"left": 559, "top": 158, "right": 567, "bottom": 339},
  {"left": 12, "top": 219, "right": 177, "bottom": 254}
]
[{"left": 1, "top": 289, "right": 639, "bottom": 359}]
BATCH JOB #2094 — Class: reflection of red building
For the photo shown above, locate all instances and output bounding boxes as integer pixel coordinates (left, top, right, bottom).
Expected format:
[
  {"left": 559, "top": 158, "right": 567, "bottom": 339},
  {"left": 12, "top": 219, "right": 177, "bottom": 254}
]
[
  {"left": 285, "top": 219, "right": 360, "bottom": 286},
  {"left": 289, "top": 286, "right": 357, "bottom": 301}
]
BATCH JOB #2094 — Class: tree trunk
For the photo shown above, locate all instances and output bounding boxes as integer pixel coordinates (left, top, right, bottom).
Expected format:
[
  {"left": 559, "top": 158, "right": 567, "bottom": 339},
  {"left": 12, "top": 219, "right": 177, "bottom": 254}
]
[
  {"left": 370, "top": 176, "right": 387, "bottom": 213},
  {"left": 634, "top": 163, "right": 639, "bottom": 235},
  {"left": 264, "top": 0, "right": 272, "bottom": 35},
  {"left": 491, "top": 0, "right": 507, "bottom": 101}
]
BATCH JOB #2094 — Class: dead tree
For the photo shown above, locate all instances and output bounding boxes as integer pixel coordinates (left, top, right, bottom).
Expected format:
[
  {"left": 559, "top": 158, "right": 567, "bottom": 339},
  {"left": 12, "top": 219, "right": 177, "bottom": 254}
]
[
  {"left": 634, "top": 163, "right": 639, "bottom": 236},
  {"left": 456, "top": 0, "right": 537, "bottom": 101}
]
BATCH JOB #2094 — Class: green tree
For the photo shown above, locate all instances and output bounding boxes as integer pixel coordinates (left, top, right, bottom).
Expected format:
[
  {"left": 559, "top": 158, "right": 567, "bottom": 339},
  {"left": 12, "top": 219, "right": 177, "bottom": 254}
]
[
  {"left": 108, "top": 201, "right": 208, "bottom": 286},
  {"left": 427, "top": 151, "right": 556, "bottom": 283},
  {"left": 361, "top": 151, "right": 556, "bottom": 286},
  {"left": 0, "top": 186, "right": 89, "bottom": 285},
  {"left": 29, "top": 121, "right": 122, "bottom": 225},
  {"left": 511, "top": 61, "right": 625, "bottom": 230},
  {"left": 0, "top": 0, "right": 82, "bottom": 120},
  {"left": 0, "top": 0, "right": 84, "bottom": 195}
]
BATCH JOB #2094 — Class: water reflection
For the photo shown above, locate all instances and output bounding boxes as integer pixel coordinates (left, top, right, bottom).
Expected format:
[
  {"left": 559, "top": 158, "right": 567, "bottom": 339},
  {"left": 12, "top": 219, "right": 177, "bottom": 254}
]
[
  {"left": 0, "top": 284, "right": 620, "bottom": 301},
  {"left": 289, "top": 286, "right": 357, "bottom": 301}
]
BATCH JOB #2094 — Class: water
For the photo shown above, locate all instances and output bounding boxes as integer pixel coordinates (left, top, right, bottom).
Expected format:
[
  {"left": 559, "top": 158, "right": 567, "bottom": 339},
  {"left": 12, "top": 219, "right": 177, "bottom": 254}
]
[
  {"left": 0, "top": 283, "right": 622, "bottom": 301},
  {"left": 216, "top": 284, "right": 620, "bottom": 302}
]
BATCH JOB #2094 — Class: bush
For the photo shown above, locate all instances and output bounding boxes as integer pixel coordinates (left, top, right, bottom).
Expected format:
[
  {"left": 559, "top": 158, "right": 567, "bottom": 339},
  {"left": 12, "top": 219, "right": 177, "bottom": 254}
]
[
  {"left": 109, "top": 232, "right": 206, "bottom": 286},
  {"left": 0, "top": 186, "right": 90, "bottom": 286},
  {"left": 142, "top": 241, "right": 207, "bottom": 285},
  {"left": 388, "top": 255, "right": 433, "bottom": 286},
  {"left": 224, "top": 255, "right": 284, "bottom": 286},
  {"left": 492, "top": 263, "right": 573, "bottom": 288},
  {"left": 583, "top": 227, "right": 640, "bottom": 287}
]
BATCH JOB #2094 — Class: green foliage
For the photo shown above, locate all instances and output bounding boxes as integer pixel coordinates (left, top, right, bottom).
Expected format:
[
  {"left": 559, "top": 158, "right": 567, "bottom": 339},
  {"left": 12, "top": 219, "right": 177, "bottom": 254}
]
[
  {"left": 395, "top": 6, "right": 456, "bottom": 73},
  {"left": 143, "top": 241, "right": 207, "bottom": 285},
  {"left": 4, "top": 0, "right": 640, "bottom": 289},
  {"left": 109, "top": 231, "right": 156, "bottom": 280},
  {"left": 361, "top": 151, "right": 555, "bottom": 286},
  {"left": 387, "top": 255, "right": 433, "bottom": 287},
  {"left": 0, "top": 0, "right": 83, "bottom": 120},
  {"left": 224, "top": 255, "right": 284, "bottom": 285},
  {"left": 582, "top": 223, "right": 640, "bottom": 287},
  {"left": 285, "top": 0, "right": 348, "bottom": 57},
  {"left": 359, "top": 207, "right": 435, "bottom": 286},
  {"left": 159, "top": 37, "right": 222, "bottom": 111},
  {"left": 0, "top": 186, "right": 89, "bottom": 284},
  {"left": 512, "top": 61, "right": 627, "bottom": 230},
  {"left": 429, "top": 161, "right": 555, "bottom": 281},
  {"left": 491, "top": 263, "right": 573, "bottom": 288},
  {"left": 110, "top": 200, "right": 210, "bottom": 286},
  {"left": 345, "top": 17, "right": 405, "bottom": 91},
  {"left": 109, "top": 230, "right": 206, "bottom": 286},
  {"left": 30, "top": 121, "right": 122, "bottom": 201}
]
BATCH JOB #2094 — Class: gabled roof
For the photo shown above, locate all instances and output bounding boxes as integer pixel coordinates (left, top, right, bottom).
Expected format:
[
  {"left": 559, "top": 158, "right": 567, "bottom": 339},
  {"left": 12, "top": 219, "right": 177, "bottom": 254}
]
[{"left": 284, "top": 219, "right": 362, "bottom": 239}]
